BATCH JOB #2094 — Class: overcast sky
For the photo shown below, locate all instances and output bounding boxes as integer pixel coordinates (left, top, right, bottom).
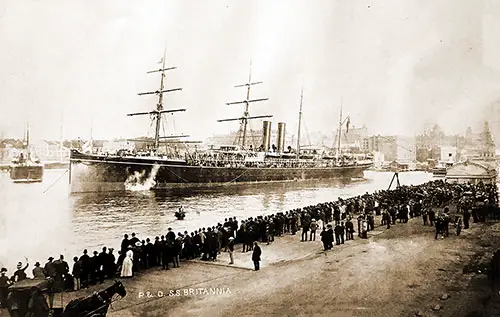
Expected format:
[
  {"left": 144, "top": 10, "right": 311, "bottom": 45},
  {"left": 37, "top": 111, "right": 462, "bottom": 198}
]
[{"left": 1, "top": 0, "right": 500, "bottom": 141}]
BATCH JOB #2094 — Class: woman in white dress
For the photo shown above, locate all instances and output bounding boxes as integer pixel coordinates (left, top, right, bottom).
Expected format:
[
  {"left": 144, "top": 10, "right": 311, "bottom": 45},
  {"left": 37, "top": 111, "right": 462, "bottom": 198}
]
[{"left": 121, "top": 249, "right": 133, "bottom": 278}]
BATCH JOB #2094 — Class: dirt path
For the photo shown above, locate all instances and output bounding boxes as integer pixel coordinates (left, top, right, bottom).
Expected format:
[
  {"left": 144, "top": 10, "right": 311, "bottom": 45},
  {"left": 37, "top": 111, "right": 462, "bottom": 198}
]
[
  {"left": 111, "top": 218, "right": 497, "bottom": 317},
  {"left": 1, "top": 215, "right": 495, "bottom": 317}
]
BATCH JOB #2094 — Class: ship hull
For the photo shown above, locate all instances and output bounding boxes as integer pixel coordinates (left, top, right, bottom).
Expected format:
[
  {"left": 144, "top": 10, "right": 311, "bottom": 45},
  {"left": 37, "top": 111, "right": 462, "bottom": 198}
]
[
  {"left": 70, "top": 150, "right": 372, "bottom": 193},
  {"left": 10, "top": 165, "right": 44, "bottom": 183}
]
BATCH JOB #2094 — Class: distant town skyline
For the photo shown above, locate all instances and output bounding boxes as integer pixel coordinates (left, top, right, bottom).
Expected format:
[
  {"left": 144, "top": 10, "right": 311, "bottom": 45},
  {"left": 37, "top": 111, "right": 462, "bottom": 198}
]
[{"left": 2, "top": 0, "right": 500, "bottom": 141}]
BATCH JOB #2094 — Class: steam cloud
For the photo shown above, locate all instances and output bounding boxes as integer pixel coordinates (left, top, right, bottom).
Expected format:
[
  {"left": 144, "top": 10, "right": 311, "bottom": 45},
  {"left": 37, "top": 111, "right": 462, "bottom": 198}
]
[{"left": 124, "top": 164, "right": 161, "bottom": 191}]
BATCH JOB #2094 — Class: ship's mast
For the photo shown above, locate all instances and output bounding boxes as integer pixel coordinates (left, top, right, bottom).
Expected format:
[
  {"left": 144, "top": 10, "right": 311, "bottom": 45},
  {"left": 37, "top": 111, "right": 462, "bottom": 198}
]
[
  {"left": 296, "top": 87, "right": 304, "bottom": 159},
  {"left": 128, "top": 50, "right": 186, "bottom": 153},
  {"left": 218, "top": 61, "right": 272, "bottom": 149},
  {"left": 26, "top": 122, "right": 30, "bottom": 158},
  {"left": 337, "top": 103, "right": 342, "bottom": 157}
]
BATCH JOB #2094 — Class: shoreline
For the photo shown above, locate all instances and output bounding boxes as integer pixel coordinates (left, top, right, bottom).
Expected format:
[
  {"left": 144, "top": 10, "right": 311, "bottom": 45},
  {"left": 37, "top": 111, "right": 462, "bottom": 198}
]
[{"left": 1, "top": 177, "right": 497, "bottom": 316}]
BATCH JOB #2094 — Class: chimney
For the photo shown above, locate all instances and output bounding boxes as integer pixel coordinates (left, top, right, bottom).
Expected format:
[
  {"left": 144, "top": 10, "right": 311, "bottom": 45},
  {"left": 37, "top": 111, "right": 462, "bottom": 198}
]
[
  {"left": 277, "top": 122, "right": 286, "bottom": 152},
  {"left": 262, "top": 121, "right": 272, "bottom": 151}
]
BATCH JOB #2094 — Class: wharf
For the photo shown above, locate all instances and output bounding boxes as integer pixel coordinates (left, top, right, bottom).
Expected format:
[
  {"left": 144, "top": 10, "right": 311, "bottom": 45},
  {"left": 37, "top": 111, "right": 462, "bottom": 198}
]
[{"left": 1, "top": 209, "right": 498, "bottom": 317}]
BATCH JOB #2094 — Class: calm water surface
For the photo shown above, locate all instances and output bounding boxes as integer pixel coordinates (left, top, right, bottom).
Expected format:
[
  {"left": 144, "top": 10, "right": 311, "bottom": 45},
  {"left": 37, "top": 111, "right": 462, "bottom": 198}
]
[{"left": 0, "top": 169, "right": 432, "bottom": 271}]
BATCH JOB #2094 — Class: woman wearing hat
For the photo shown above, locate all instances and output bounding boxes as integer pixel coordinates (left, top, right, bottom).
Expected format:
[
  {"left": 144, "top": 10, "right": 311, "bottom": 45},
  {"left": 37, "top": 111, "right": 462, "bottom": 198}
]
[
  {"left": 121, "top": 249, "right": 133, "bottom": 278},
  {"left": 227, "top": 237, "right": 235, "bottom": 265}
]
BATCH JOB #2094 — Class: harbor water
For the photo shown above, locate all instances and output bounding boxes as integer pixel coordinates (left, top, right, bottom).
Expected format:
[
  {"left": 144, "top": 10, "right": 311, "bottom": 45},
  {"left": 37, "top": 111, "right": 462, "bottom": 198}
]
[{"left": 0, "top": 169, "right": 432, "bottom": 271}]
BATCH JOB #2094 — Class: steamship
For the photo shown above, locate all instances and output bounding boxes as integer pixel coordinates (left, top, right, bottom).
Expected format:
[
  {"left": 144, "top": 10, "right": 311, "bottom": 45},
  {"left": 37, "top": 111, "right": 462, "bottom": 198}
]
[{"left": 69, "top": 56, "right": 373, "bottom": 193}]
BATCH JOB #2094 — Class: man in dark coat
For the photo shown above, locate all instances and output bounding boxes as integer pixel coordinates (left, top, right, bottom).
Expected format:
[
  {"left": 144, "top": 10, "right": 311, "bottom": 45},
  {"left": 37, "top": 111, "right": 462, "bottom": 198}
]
[
  {"left": 120, "top": 234, "right": 130, "bottom": 254},
  {"left": 44, "top": 257, "right": 56, "bottom": 279},
  {"left": 463, "top": 208, "right": 471, "bottom": 229},
  {"left": 129, "top": 233, "right": 140, "bottom": 247},
  {"left": 53, "top": 255, "right": 69, "bottom": 291},
  {"left": 326, "top": 225, "right": 334, "bottom": 249},
  {"left": 334, "top": 223, "right": 343, "bottom": 245},
  {"left": 0, "top": 268, "right": 11, "bottom": 308},
  {"left": 98, "top": 247, "right": 108, "bottom": 281},
  {"left": 72, "top": 257, "right": 82, "bottom": 291},
  {"left": 252, "top": 242, "right": 262, "bottom": 271},
  {"left": 345, "top": 219, "right": 354, "bottom": 240},
  {"left": 79, "top": 250, "right": 90, "bottom": 288},
  {"left": 90, "top": 251, "right": 100, "bottom": 285},
  {"left": 320, "top": 228, "right": 328, "bottom": 251},
  {"left": 106, "top": 248, "right": 116, "bottom": 277}
]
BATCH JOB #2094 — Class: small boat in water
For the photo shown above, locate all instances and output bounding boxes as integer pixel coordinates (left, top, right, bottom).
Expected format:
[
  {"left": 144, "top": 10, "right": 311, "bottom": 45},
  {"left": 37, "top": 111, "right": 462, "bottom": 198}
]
[
  {"left": 432, "top": 160, "right": 453, "bottom": 177},
  {"left": 175, "top": 211, "right": 185, "bottom": 220},
  {"left": 10, "top": 124, "right": 44, "bottom": 183}
]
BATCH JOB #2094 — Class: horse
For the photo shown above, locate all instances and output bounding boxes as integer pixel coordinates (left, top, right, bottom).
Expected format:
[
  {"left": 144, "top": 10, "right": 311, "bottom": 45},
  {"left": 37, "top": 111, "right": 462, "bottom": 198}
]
[{"left": 62, "top": 281, "right": 126, "bottom": 317}]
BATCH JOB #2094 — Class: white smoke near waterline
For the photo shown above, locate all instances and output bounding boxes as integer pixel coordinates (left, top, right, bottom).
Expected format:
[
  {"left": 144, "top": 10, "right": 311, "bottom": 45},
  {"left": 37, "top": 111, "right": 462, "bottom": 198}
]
[{"left": 124, "top": 164, "right": 160, "bottom": 191}]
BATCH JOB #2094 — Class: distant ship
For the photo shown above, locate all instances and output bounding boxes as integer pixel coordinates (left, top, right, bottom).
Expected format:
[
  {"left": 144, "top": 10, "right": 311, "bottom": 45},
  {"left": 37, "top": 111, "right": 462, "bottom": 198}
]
[
  {"left": 69, "top": 54, "right": 373, "bottom": 193},
  {"left": 10, "top": 123, "right": 44, "bottom": 183}
]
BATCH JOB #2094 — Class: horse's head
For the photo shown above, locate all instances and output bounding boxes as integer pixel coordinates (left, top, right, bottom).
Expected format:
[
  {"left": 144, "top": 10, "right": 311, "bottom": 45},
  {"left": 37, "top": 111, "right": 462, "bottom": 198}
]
[{"left": 112, "top": 280, "right": 127, "bottom": 298}]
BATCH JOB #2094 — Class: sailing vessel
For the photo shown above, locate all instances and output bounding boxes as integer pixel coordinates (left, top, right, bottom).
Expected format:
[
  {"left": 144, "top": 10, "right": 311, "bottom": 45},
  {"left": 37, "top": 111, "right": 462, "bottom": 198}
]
[
  {"left": 69, "top": 56, "right": 373, "bottom": 193},
  {"left": 10, "top": 123, "right": 44, "bottom": 183}
]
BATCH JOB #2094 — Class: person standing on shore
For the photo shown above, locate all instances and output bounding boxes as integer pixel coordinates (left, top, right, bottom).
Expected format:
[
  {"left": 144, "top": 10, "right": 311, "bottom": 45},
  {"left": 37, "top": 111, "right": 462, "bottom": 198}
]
[
  {"left": 345, "top": 219, "right": 354, "bottom": 240},
  {"left": 463, "top": 208, "right": 471, "bottom": 229},
  {"left": 252, "top": 242, "right": 261, "bottom": 271},
  {"left": 334, "top": 223, "right": 342, "bottom": 245},
  {"left": 121, "top": 249, "right": 133, "bottom": 278},
  {"left": 32, "top": 262, "right": 45, "bottom": 279},
  {"left": 79, "top": 250, "right": 90, "bottom": 289},
  {"left": 422, "top": 208, "right": 428, "bottom": 226},
  {"left": 0, "top": 268, "right": 11, "bottom": 308},
  {"left": 309, "top": 219, "right": 318, "bottom": 241},
  {"left": 72, "top": 257, "right": 81, "bottom": 291},
  {"left": 11, "top": 261, "right": 29, "bottom": 283},
  {"left": 228, "top": 237, "right": 235, "bottom": 265},
  {"left": 428, "top": 207, "right": 435, "bottom": 226}
]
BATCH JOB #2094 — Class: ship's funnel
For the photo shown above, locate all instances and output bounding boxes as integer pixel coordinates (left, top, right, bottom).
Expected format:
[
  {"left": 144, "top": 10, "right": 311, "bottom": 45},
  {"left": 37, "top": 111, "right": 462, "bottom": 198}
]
[
  {"left": 277, "top": 122, "right": 286, "bottom": 152},
  {"left": 262, "top": 121, "right": 272, "bottom": 151}
]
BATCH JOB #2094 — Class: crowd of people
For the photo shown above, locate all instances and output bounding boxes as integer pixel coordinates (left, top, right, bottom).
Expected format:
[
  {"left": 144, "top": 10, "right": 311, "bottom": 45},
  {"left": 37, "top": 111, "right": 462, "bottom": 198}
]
[{"left": 0, "top": 179, "right": 498, "bottom": 310}]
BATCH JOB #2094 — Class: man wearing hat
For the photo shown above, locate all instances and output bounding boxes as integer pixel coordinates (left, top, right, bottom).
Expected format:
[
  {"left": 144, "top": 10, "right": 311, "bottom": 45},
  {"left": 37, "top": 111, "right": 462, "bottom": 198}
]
[
  {"left": 44, "top": 257, "right": 56, "bottom": 279},
  {"left": 0, "top": 268, "right": 11, "bottom": 308},
  {"left": 251, "top": 242, "right": 262, "bottom": 271},
  {"left": 11, "top": 261, "right": 29, "bottom": 283},
  {"left": 32, "top": 262, "right": 45, "bottom": 279},
  {"left": 227, "top": 237, "right": 235, "bottom": 265}
]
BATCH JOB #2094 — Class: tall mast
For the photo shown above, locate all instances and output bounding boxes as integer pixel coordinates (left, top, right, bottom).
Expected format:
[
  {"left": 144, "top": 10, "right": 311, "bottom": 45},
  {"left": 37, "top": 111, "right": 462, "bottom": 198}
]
[
  {"left": 26, "top": 122, "right": 30, "bottom": 157},
  {"left": 218, "top": 61, "right": 272, "bottom": 149},
  {"left": 154, "top": 49, "right": 167, "bottom": 150},
  {"left": 296, "top": 87, "right": 303, "bottom": 159},
  {"left": 129, "top": 50, "right": 186, "bottom": 153},
  {"left": 337, "top": 100, "right": 343, "bottom": 157}
]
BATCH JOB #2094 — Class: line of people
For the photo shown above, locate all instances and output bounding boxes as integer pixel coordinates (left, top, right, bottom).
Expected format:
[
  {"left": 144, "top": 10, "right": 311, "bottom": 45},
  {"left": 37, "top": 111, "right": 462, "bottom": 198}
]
[{"left": 1, "top": 179, "right": 498, "bottom": 310}]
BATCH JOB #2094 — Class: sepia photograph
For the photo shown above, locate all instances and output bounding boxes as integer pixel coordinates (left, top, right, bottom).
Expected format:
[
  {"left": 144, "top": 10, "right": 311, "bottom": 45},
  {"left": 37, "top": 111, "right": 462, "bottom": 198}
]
[{"left": 1, "top": 0, "right": 500, "bottom": 316}]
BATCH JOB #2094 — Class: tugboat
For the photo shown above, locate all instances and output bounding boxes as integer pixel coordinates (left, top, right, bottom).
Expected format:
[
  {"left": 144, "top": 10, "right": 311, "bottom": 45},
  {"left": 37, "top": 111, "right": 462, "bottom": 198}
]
[
  {"left": 10, "top": 123, "right": 44, "bottom": 183},
  {"left": 175, "top": 206, "right": 186, "bottom": 220}
]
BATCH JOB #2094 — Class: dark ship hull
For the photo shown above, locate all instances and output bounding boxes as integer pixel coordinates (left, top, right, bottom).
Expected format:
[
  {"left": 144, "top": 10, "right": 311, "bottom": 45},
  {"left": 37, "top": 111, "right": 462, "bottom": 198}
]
[
  {"left": 70, "top": 149, "right": 372, "bottom": 193},
  {"left": 10, "top": 164, "right": 44, "bottom": 183}
]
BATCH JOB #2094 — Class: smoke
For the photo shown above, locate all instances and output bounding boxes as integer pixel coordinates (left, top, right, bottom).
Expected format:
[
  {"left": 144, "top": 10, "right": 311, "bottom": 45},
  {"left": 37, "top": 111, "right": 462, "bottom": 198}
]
[{"left": 124, "top": 164, "right": 160, "bottom": 191}]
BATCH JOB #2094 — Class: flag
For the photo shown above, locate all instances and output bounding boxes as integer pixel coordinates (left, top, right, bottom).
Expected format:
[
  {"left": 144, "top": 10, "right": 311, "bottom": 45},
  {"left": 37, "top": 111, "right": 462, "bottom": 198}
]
[
  {"left": 346, "top": 117, "right": 350, "bottom": 133},
  {"left": 158, "top": 57, "right": 164, "bottom": 64}
]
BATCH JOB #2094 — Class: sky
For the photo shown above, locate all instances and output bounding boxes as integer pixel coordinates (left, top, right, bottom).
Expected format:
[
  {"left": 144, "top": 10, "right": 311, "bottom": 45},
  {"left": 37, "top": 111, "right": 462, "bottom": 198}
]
[{"left": 1, "top": 0, "right": 500, "bottom": 142}]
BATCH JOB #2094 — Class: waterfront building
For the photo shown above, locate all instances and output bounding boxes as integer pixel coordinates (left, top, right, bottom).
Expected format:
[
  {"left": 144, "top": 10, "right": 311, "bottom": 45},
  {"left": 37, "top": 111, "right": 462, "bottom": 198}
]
[{"left": 446, "top": 160, "right": 497, "bottom": 184}]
